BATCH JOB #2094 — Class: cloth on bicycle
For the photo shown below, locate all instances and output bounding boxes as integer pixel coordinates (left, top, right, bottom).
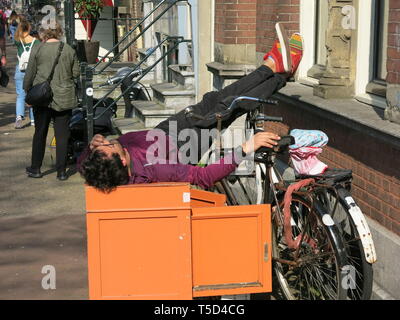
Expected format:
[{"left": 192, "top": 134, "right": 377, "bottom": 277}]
[
  {"left": 289, "top": 129, "right": 328, "bottom": 175},
  {"left": 283, "top": 178, "right": 316, "bottom": 250}
]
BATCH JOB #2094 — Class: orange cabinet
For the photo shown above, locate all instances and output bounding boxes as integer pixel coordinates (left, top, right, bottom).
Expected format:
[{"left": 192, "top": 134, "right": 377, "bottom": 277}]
[{"left": 85, "top": 183, "right": 271, "bottom": 300}]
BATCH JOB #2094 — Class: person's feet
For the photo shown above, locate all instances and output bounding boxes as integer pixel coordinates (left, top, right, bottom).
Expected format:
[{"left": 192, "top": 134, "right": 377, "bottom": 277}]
[
  {"left": 263, "top": 23, "right": 304, "bottom": 78},
  {"left": 15, "top": 116, "right": 23, "bottom": 129},
  {"left": 289, "top": 32, "right": 303, "bottom": 76},
  {"left": 264, "top": 23, "right": 292, "bottom": 74},
  {"left": 57, "top": 170, "right": 68, "bottom": 181},
  {"left": 26, "top": 166, "right": 43, "bottom": 178}
]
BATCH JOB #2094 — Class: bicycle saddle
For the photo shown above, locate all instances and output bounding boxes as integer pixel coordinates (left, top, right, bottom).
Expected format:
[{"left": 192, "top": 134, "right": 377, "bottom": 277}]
[
  {"left": 296, "top": 168, "right": 353, "bottom": 183},
  {"left": 254, "top": 135, "right": 295, "bottom": 162}
]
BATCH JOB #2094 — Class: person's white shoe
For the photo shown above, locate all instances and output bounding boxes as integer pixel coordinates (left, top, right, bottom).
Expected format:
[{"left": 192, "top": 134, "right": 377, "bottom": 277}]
[{"left": 275, "top": 22, "right": 292, "bottom": 74}]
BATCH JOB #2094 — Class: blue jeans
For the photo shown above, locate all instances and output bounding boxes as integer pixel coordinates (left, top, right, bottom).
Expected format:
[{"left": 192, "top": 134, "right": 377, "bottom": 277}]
[
  {"left": 15, "top": 66, "right": 34, "bottom": 120},
  {"left": 9, "top": 25, "right": 17, "bottom": 41}
]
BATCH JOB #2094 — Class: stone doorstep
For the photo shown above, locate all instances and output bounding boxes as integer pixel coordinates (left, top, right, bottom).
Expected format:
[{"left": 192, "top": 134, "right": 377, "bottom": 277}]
[
  {"left": 137, "top": 47, "right": 156, "bottom": 60},
  {"left": 151, "top": 82, "right": 195, "bottom": 96},
  {"left": 206, "top": 61, "right": 256, "bottom": 78},
  {"left": 131, "top": 100, "right": 175, "bottom": 128},
  {"left": 151, "top": 82, "right": 195, "bottom": 109},
  {"left": 113, "top": 118, "right": 146, "bottom": 134},
  {"left": 168, "top": 64, "right": 195, "bottom": 87}
]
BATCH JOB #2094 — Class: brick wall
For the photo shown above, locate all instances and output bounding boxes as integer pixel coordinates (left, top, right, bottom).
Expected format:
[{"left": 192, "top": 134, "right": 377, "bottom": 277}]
[
  {"left": 264, "top": 104, "right": 400, "bottom": 237},
  {"left": 255, "top": 0, "right": 300, "bottom": 56},
  {"left": 387, "top": 0, "right": 400, "bottom": 84},
  {"left": 215, "top": 0, "right": 257, "bottom": 45}
]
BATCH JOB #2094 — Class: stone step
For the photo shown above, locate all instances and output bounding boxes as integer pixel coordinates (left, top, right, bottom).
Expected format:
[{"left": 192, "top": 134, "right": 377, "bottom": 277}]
[
  {"left": 92, "top": 61, "right": 155, "bottom": 84},
  {"left": 93, "top": 88, "right": 124, "bottom": 100},
  {"left": 168, "top": 64, "right": 195, "bottom": 87},
  {"left": 132, "top": 100, "right": 175, "bottom": 128},
  {"left": 137, "top": 47, "right": 157, "bottom": 63},
  {"left": 113, "top": 117, "right": 147, "bottom": 134},
  {"left": 151, "top": 82, "right": 195, "bottom": 112}
]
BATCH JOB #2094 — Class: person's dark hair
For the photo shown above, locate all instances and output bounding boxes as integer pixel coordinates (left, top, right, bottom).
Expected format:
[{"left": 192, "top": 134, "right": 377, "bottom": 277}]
[{"left": 80, "top": 150, "right": 130, "bottom": 193}]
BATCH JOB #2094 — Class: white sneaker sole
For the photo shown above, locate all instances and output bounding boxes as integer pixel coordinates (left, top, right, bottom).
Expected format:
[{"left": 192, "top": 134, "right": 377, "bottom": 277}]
[{"left": 275, "top": 22, "right": 292, "bottom": 73}]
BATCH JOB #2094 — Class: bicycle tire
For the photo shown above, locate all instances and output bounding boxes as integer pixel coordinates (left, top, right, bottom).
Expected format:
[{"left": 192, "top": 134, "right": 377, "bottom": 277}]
[
  {"left": 272, "top": 194, "right": 348, "bottom": 300},
  {"left": 316, "top": 188, "right": 374, "bottom": 300}
]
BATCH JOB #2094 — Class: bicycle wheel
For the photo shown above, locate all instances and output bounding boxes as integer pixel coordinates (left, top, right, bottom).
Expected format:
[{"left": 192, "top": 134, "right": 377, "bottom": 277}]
[
  {"left": 272, "top": 194, "right": 348, "bottom": 300},
  {"left": 316, "top": 189, "right": 374, "bottom": 300}
]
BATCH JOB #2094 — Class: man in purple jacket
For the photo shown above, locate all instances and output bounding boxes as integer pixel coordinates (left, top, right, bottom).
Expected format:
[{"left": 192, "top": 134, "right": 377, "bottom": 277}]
[{"left": 79, "top": 27, "right": 303, "bottom": 193}]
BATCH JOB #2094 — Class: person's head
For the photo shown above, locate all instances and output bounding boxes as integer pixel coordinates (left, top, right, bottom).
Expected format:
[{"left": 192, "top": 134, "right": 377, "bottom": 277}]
[
  {"left": 14, "top": 17, "right": 31, "bottom": 41},
  {"left": 39, "top": 21, "right": 63, "bottom": 42},
  {"left": 80, "top": 139, "right": 130, "bottom": 193}
]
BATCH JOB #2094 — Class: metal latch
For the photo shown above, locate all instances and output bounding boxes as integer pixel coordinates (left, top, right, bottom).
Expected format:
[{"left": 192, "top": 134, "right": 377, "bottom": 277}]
[{"left": 264, "top": 243, "right": 269, "bottom": 262}]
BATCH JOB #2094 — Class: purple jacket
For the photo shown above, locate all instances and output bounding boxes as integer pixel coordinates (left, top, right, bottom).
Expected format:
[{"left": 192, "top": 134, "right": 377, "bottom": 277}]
[{"left": 78, "top": 130, "right": 243, "bottom": 189}]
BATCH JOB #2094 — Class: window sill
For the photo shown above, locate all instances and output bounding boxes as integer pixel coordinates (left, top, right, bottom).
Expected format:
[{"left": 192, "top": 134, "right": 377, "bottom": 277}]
[{"left": 275, "top": 82, "right": 400, "bottom": 147}]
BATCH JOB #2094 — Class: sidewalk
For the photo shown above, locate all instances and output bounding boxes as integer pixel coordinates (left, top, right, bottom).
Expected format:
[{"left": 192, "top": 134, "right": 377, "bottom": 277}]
[{"left": 0, "top": 41, "right": 88, "bottom": 299}]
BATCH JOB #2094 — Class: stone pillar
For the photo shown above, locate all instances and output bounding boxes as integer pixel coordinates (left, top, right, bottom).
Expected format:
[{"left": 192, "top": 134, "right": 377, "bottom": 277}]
[{"left": 314, "top": 0, "right": 357, "bottom": 99}]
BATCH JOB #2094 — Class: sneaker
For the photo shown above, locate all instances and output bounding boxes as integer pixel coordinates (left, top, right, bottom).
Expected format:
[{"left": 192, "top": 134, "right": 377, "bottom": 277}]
[
  {"left": 15, "top": 116, "right": 23, "bottom": 129},
  {"left": 30, "top": 120, "right": 35, "bottom": 127},
  {"left": 289, "top": 33, "right": 304, "bottom": 76},
  {"left": 263, "top": 22, "right": 292, "bottom": 74}
]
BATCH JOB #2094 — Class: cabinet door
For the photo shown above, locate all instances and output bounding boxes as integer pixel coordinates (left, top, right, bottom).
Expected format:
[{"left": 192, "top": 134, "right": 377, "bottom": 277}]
[
  {"left": 87, "top": 209, "right": 192, "bottom": 300},
  {"left": 191, "top": 204, "right": 271, "bottom": 297}
]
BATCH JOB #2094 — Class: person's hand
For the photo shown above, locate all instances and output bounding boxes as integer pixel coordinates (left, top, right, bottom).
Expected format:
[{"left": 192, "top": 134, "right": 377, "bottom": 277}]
[
  {"left": 1, "top": 56, "right": 6, "bottom": 66},
  {"left": 26, "top": 103, "right": 32, "bottom": 107},
  {"left": 89, "top": 134, "right": 106, "bottom": 151},
  {"left": 242, "top": 132, "right": 281, "bottom": 154}
]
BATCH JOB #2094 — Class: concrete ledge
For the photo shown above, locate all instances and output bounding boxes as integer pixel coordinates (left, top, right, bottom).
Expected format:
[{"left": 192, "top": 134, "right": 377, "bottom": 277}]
[
  {"left": 206, "top": 62, "right": 256, "bottom": 78},
  {"left": 276, "top": 82, "right": 400, "bottom": 148},
  {"left": 367, "top": 216, "right": 400, "bottom": 299},
  {"left": 151, "top": 83, "right": 195, "bottom": 97}
]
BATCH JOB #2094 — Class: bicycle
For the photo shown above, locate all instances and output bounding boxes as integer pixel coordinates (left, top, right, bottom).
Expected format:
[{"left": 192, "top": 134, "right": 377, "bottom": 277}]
[
  {"left": 297, "top": 170, "right": 376, "bottom": 300},
  {"left": 187, "top": 96, "right": 348, "bottom": 300}
]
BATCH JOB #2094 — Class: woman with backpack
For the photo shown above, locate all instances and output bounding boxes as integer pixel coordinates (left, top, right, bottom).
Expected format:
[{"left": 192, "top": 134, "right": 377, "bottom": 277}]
[{"left": 14, "top": 17, "right": 39, "bottom": 129}]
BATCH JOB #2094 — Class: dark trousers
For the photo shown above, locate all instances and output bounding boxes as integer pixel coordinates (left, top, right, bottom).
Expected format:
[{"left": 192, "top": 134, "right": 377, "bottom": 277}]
[
  {"left": 156, "top": 65, "right": 286, "bottom": 159},
  {"left": 31, "top": 107, "right": 72, "bottom": 173}
]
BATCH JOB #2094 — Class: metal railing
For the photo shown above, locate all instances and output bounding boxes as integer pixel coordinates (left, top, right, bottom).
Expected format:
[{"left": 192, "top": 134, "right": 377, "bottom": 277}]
[{"left": 75, "top": 0, "right": 191, "bottom": 141}]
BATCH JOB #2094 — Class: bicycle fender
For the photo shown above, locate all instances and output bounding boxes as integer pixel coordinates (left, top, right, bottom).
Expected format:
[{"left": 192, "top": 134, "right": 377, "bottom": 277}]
[
  {"left": 313, "top": 200, "right": 349, "bottom": 266},
  {"left": 337, "top": 188, "right": 377, "bottom": 264}
]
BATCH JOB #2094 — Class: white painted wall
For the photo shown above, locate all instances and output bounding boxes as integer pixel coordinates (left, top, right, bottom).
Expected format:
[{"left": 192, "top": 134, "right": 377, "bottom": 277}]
[{"left": 75, "top": 6, "right": 115, "bottom": 60}]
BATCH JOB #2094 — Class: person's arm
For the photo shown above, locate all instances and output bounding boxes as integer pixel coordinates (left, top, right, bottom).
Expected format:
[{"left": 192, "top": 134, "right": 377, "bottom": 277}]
[
  {"left": 76, "top": 134, "right": 106, "bottom": 173},
  {"left": 0, "top": 37, "right": 6, "bottom": 66},
  {"left": 150, "top": 148, "right": 243, "bottom": 189},
  {"left": 150, "top": 132, "right": 281, "bottom": 189},
  {"left": 71, "top": 49, "right": 80, "bottom": 79}
]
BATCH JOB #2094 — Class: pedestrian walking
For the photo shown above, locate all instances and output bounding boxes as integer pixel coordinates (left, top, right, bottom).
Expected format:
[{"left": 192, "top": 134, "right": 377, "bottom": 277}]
[
  {"left": 14, "top": 17, "right": 39, "bottom": 129},
  {"left": 8, "top": 10, "right": 18, "bottom": 41},
  {"left": 24, "top": 22, "right": 80, "bottom": 181}
]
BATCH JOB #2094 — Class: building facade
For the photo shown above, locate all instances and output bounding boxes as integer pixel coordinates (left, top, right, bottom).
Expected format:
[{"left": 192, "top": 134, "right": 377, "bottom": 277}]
[{"left": 209, "top": 0, "right": 400, "bottom": 299}]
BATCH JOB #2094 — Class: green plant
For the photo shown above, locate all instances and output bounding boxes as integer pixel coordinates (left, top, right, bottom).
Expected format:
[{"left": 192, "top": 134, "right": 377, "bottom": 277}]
[{"left": 74, "top": 0, "right": 104, "bottom": 41}]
